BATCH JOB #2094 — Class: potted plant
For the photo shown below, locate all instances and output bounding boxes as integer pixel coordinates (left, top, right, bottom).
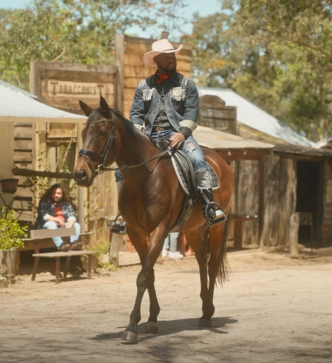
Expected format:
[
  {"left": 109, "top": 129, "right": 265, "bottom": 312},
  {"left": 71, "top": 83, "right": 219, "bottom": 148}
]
[
  {"left": 0, "top": 178, "right": 19, "bottom": 194},
  {"left": 0, "top": 207, "right": 28, "bottom": 279}
]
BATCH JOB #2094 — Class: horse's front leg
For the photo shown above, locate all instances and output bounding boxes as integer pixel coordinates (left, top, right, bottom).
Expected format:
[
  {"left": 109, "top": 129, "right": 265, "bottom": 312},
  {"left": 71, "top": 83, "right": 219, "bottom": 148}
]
[
  {"left": 143, "top": 268, "right": 160, "bottom": 335},
  {"left": 121, "top": 226, "right": 166, "bottom": 343}
]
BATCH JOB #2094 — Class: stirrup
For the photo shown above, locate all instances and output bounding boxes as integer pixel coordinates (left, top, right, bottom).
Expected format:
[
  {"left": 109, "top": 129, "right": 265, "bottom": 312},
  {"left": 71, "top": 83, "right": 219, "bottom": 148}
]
[
  {"left": 204, "top": 202, "right": 227, "bottom": 226},
  {"left": 108, "top": 214, "right": 127, "bottom": 235}
]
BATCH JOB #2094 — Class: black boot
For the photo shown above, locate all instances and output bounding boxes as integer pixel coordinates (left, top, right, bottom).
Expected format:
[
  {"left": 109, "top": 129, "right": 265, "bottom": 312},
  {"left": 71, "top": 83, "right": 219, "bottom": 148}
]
[
  {"left": 199, "top": 189, "right": 227, "bottom": 225},
  {"left": 108, "top": 214, "right": 127, "bottom": 235}
]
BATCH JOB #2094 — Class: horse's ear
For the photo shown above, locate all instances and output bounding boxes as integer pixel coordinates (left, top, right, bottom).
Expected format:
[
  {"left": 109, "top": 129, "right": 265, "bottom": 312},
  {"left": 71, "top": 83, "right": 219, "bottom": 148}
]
[
  {"left": 100, "top": 96, "right": 111, "bottom": 119},
  {"left": 79, "top": 100, "right": 93, "bottom": 116}
]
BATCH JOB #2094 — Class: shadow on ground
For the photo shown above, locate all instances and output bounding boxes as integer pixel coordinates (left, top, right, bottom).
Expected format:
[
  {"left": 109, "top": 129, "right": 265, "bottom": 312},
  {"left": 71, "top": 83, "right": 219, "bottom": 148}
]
[{"left": 89, "top": 316, "right": 238, "bottom": 342}]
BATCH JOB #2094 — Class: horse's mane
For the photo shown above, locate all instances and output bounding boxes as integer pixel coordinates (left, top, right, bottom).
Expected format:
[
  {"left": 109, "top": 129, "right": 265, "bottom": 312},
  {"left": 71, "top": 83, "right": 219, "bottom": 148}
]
[
  {"left": 87, "top": 107, "right": 137, "bottom": 139},
  {"left": 112, "top": 109, "right": 137, "bottom": 139}
]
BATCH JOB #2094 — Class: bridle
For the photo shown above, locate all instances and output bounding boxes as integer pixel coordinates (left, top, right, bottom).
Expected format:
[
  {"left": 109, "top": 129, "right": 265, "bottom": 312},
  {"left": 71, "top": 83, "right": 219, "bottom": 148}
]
[
  {"left": 78, "top": 113, "right": 116, "bottom": 175},
  {"left": 78, "top": 112, "right": 172, "bottom": 175}
]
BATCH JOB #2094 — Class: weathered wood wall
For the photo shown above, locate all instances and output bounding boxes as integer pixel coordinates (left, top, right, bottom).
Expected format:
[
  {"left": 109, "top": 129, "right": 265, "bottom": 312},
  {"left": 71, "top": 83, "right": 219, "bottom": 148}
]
[
  {"left": 198, "top": 95, "right": 237, "bottom": 134},
  {"left": 0, "top": 122, "right": 17, "bottom": 217},
  {"left": 278, "top": 158, "right": 297, "bottom": 246},
  {"left": 115, "top": 35, "right": 192, "bottom": 118},
  {"left": 321, "top": 160, "right": 332, "bottom": 243},
  {"left": 233, "top": 155, "right": 297, "bottom": 248},
  {"left": 233, "top": 160, "right": 259, "bottom": 246},
  {"left": 261, "top": 155, "right": 281, "bottom": 246},
  {"left": 0, "top": 122, "right": 35, "bottom": 223},
  {"left": 29, "top": 62, "right": 118, "bottom": 241},
  {"left": 13, "top": 122, "right": 34, "bottom": 222}
]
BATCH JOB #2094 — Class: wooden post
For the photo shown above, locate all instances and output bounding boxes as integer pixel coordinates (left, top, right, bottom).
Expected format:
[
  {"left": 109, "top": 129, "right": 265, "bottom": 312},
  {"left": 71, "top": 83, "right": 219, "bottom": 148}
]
[
  {"left": 76, "top": 122, "right": 86, "bottom": 231},
  {"left": 64, "top": 256, "right": 71, "bottom": 278},
  {"left": 258, "top": 154, "right": 265, "bottom": 249},
  {"left": 115, "top": 34, "right": 125, "bottom": 113},
  {"left": 278, "top": 158, "right": 297, "bottom": 247},
  {"left": 55, "top": 257, "right": 60, "bottom": 284},
  {"left": 233, "top": 220, "right": 243, "bottom": 249},
  {"left": 289, "top": 213, "right": 299, "bottom": 258},
  {"left": 110, "top": 233, "right": 124, "bottom": 266},
  {"left": 87, "top": 255, "right": 92, "bottom": 279},
  {"left": 160, "top": 31, "right": 169, "bottom": 39},
  {"left": 31, "top": 256, "right": 40, "bottom": 281}
]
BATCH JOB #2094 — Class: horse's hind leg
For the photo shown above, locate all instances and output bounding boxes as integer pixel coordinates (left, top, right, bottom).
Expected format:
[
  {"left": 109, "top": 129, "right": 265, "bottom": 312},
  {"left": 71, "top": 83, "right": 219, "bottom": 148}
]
[
  {"left": 187, "top": 222, "right": 227, "bottom": 328},
  {"left": 202, "top": 221, "right": 228, "bottom": 325},
  {"left": 186, "top": 225, "right": 214, "bottom": 327}
]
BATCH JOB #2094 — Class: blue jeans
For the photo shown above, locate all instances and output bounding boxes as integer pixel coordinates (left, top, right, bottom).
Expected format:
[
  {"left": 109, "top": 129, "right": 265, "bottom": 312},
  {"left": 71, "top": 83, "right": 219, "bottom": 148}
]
[
  {"left": 163, "top": 232, "right": 179, "bottom": 252},
  {"left": 115, "top": 129, "right": 212, "bottom": 189},
  {"left": 43, "top": 221, "right": 81, "bottom": 249}
]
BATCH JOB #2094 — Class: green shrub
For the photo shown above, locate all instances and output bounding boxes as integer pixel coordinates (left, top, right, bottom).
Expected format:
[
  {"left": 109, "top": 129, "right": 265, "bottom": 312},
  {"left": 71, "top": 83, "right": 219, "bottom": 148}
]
[{"left": 0, "top": 207, "right": 28, "bottom": 250}]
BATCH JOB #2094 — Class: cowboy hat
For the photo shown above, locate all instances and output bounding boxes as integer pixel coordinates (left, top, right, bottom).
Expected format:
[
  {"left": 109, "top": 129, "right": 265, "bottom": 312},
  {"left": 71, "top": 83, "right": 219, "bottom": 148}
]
[{"left": 143, "top": 39, "right": 183, "bottom": 67}]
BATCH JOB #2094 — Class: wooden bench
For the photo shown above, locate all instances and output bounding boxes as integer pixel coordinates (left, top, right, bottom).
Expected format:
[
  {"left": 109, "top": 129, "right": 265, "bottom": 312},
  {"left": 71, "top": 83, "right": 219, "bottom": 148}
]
[
  {"left": 29, "top": 228, "right": 95, "bottom": 284},
  {"left": 21, "top": 231, "right": 93, "bottom": 253}
]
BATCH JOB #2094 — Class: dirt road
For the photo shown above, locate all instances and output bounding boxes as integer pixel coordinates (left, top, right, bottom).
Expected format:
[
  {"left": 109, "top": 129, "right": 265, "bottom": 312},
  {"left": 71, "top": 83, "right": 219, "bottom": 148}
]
[{"left": 1, "top": 247, "right": 332, "bottom": 363}]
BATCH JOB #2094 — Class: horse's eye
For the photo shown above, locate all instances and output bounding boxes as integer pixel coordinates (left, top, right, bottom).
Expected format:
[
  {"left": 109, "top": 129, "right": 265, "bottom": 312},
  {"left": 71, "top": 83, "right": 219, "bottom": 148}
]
[{"left": 99, "top": 130, "right": 107, "bottom": 137}]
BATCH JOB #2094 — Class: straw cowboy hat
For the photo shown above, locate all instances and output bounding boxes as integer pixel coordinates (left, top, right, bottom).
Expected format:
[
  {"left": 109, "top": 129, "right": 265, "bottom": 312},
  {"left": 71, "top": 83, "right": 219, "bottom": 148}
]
[{"left": 143, "top": 39, "right": 183, "bottom": 67}]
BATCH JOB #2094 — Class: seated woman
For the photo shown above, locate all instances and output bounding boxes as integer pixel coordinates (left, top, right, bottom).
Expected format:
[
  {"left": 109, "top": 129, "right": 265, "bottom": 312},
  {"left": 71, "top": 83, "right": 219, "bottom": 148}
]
[{"left": 35, "top": 184, "right": 81, "bottom": 251}]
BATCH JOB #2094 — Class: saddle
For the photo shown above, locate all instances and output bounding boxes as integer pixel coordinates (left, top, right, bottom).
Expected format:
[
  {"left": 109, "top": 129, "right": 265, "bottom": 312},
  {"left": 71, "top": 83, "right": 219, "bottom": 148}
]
[{"left": 152, "top": 138, "right": 220, "bottom": 231}]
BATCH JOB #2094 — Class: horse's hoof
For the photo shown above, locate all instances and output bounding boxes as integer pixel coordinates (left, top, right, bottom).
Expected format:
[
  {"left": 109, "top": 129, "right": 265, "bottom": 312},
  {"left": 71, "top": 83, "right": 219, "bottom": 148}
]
[
  {"left": 198, "top": 318, "right": 212, "bottom": 327},
  {"left": 145, "top": 322, "right": 159, "bottom": 334},
  {"left": 121, "top": 330, "right": 138, "bottom": 344}
]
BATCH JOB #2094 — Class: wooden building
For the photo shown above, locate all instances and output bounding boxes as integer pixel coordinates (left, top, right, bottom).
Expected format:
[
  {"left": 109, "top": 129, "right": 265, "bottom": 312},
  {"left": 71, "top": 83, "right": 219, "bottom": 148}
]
[
  {"left": 6, "top": 34, "right": 331, "bottom": 255},
  {"left": 198, "top": 90, "right": 332, "bottom": 249},
  {"left": 0, "top": 80, "right": 86, "bottom": 223},
  {"left": 198, "top": 95, "right": 237, "bottom": 134}
]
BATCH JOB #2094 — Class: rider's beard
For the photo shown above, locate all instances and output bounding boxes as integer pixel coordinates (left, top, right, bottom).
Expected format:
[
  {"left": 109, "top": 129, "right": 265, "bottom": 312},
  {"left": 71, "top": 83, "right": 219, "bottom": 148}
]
[{"left": 161, "top": 64, "right": 176, "bottom": 74}]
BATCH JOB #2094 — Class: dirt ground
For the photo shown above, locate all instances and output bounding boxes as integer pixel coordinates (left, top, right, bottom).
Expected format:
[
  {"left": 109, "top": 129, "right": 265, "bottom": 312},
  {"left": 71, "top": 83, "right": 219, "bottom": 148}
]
[{"left": 1, "top": 245, "right": 332, "bottom": 363}]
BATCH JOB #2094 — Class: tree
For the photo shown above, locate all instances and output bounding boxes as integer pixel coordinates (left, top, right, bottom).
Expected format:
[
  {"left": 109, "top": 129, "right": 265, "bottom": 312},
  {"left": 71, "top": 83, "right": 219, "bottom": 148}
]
[
  {"left": 185, "top": 0, "right": 332, "bottom": 141},
  {"left": 0, "top": 0, "right": 188, "bottom": 90}
]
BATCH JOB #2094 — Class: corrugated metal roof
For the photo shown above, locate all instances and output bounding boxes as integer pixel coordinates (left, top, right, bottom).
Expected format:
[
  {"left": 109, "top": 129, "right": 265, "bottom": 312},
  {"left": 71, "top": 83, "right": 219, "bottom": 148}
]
[
  {"left": 198, "top": 87, "right": 314, "bottom": 148},
  {"left": 313, "top": 136, "right": 332, "bottom": 149},
  {"left": 0, "top": 80, "right": 37, "bottom": 98},
  {"left": 0, "top": 80, "right": 87, "bottom": 123},
  {"left": 194, "top": 125, "right": 274, "bottom": 150}
]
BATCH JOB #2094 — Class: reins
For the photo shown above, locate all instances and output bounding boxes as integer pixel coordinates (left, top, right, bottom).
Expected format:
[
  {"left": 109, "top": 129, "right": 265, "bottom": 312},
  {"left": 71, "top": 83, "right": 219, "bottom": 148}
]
[
  {"left": 99, "top": 149, "right": 170, "bottom": 174},
  {"left": 78, "top": 113, "right": 171, "bottom": 175}
]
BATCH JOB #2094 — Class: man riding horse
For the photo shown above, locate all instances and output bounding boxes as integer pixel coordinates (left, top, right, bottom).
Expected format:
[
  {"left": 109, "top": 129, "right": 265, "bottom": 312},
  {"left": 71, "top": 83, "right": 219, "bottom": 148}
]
[{"left": 111, "top": 39, "right": 226, "bottom": 234}]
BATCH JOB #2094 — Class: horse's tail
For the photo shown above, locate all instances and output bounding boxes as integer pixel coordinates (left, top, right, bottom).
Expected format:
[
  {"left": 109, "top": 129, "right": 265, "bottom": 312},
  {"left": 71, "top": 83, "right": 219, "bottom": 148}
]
[{"left": 216, "top": 212, "right": 231, "bottom": 286}]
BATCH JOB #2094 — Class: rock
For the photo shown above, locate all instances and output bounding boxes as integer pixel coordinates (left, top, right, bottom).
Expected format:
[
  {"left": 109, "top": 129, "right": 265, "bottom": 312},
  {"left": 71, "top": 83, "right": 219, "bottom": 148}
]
[{"left": 0, "top": 276, "right": 8, "bottom": 288}]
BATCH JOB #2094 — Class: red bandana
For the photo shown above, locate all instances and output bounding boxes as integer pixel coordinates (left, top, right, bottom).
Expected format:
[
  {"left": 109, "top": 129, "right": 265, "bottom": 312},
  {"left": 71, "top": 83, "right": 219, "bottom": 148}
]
[{"left": 157, "top": 72, "right": 171, "bottom": 84}]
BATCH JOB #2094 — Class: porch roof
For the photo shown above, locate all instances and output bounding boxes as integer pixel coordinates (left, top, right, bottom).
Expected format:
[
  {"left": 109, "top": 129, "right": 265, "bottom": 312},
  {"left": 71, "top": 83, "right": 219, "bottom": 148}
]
[
  {"left": 193, "top": 125, "right": 274, "bottom": 151},
  {"left": 0, "top": 80, "right": 86, "bottom": 123}
]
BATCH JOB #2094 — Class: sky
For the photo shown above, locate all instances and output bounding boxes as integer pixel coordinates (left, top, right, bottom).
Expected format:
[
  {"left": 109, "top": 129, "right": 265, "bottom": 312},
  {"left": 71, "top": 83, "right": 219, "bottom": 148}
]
[{"left": 0, "top": 0, "right": 222, "bottom": 38}]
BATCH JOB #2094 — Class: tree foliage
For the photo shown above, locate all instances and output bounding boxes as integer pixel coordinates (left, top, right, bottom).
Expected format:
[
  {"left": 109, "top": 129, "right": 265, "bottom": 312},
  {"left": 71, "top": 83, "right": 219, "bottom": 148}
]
[
  {"left": 185, "top": 0, "right": 332, "bottom": 141},
  {"left": 0, "top": 0, "right": 188, "bottom": 89}
]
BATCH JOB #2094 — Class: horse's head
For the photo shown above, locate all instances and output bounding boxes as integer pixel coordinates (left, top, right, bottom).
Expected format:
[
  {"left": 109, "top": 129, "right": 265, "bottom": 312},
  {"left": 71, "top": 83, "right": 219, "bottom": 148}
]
[{"left": 73, "top": 96, "right": 116, "bottom": 187}]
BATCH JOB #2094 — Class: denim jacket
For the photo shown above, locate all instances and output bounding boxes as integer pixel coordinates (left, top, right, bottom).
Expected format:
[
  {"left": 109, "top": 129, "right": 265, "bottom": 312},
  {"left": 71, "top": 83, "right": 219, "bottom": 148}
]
[{"left": 130, "top": 72, "right": 199, "bottom": 136}]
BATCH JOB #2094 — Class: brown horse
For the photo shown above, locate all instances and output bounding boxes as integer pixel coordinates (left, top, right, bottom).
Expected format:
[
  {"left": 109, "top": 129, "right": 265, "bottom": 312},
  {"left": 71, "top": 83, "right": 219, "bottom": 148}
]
[{"left": 73, "top": 97, "right": 234, "bottom": 343}]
